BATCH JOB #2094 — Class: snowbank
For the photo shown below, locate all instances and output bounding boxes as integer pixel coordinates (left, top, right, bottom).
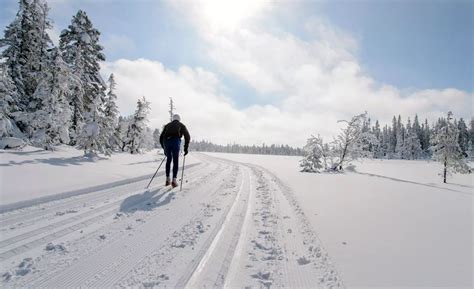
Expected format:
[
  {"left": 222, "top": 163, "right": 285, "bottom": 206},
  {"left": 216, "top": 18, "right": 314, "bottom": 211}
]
[{"left": 0, "top": 146, "right": 198, "bottom": 208}]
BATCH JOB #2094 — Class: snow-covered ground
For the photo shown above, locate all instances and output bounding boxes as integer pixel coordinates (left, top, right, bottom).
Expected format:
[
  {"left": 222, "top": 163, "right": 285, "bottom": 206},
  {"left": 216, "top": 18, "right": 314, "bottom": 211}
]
[
  {"left": 0, "top": 148, "right": 472, "bottom": 288},
  {"left": 207, "top": 152, "right": 473, "bottom": 289},
  {"left": 0, "top": 146, "right": 199, "bottom": 209}
]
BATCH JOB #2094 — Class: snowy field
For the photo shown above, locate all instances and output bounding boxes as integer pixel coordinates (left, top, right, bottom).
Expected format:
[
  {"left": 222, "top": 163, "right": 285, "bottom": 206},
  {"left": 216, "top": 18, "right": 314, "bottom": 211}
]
[
  {"left": 208, "top": 152, "right": 473, "bottom": 289},
  {"left": 0, "top": 148, "right": 472, "bottom": 288}
]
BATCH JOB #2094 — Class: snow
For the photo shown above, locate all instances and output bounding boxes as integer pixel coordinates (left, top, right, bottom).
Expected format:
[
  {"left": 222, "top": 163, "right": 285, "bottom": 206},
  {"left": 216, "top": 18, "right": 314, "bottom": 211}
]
[
  {"left": 0, "top": 137, "right": 24, "bottom": 149},
  {"left": 207, "top": 152, "right": 473, "bottom": 288},
  {"left": 0, "top": 149, "right": 472, "bottom": 288},
  {"left": 0, "top": 146, "right": 198, "bottom": 208}
]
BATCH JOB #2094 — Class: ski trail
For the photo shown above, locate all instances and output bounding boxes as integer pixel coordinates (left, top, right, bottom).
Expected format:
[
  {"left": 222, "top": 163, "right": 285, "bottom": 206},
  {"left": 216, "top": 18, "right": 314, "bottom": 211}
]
[
  {"left": 33, "top": 164, "right": 236, "bottom": 288},
  {"left": 0, "top": 162, "right": 206, "bottom": 230},
  {"left": 181, "top": 165, "right": 250, "bottom": 288},
  {"left": 1, "top": 159, "right": 221, "bottom": 288},
  {"left": 1, "top": 153, "right": 345, "bottom": 288},
  {"left": 187, "top": 154, "right": 345, "bottom": 288},
  {"left": 0, "top": 163, "right": 208, "bottom": 262}
]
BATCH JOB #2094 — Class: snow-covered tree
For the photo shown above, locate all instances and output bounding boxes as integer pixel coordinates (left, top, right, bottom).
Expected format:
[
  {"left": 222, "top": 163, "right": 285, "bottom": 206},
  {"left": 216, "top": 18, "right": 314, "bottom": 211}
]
[
  {"left": 0, "top": 0, "right": 53, "bottom": 113},
  {"left": 19, "top": 48, "right": 76, "bottom": 149},
  {"left": 116, "top": 115, "right": 131, "bottom": 152},
  {"left": 104, "top": 74, "right": 120, "bottom": 150},
  {"left": 332, "top": 112, "right": 376, "bottom": 170},
  {"left": 300, "top": 135, "right": 325, "bottom": 172},
  {"left": 401, "top": 130, "right": 422, "bottom": 160},
  {"left": 421, "top": 119, "right": 431, "bottom": 156},
  {"left": 0, "top": 68, "right": 22, "bottom": 138},
  {"left": 431, "top": 112, "right": 470, "bottom": 183},
  {"left": 457, "top": 118, "right": 469, "bottom": 157},
  {"left": 60, "top": 10, "right": 106, "bottom": 145},
  {"left": 126, "top": 97, "right": 151, "bottom": 154},
  {"left": 469, "top": 118, "right": 474, "bottom": 159}
]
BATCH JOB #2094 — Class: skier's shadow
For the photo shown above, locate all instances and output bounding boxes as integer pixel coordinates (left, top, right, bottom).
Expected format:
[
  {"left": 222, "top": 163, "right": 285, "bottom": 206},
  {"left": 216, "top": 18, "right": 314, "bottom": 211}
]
[{"left": 119, "top": 188, "right": 175, "bottom": 213}]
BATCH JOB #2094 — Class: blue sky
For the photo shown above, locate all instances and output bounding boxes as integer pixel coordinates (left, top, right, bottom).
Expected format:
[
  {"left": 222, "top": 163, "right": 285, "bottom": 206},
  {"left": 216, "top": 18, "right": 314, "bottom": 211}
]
[
  {"left": 1, "top": 0, "right": 471, "bottom": 93},
  {"left": 1, "top": 0, "right": 472, "bottom": 145}
]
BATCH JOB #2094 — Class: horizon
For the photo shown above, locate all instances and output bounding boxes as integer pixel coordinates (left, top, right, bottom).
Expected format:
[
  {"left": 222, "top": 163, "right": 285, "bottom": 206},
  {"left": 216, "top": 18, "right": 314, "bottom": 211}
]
[{"left": 1, "top": 0, "right": 472, "bottom": 147}]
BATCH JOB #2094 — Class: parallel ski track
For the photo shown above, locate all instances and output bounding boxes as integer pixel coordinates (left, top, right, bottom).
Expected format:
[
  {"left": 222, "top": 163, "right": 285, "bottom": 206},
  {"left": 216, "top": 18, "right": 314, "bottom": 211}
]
[
  {"left": 32, "top": 160, "right": 238, "bottom": 288},
  {"left": 175, "top": 164, "right": 250, "bottom": 288},
  {"left": 0, "top": 162, "right": 206, "bottom": 229},
  {"left": 8, "top": 156, "right": 226, "bottom": 288},
  {"left": 0, "top": 162, "right": 210, "bottom": 262},
  {"left": 187, "top": 154, "right": 346, "bottom": 288}
]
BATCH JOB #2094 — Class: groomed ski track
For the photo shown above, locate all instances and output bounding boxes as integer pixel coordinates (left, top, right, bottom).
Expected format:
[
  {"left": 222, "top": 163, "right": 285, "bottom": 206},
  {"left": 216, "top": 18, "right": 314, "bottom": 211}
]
[{"left": 0, "top": 153, "right": 344, "bottom": 288}]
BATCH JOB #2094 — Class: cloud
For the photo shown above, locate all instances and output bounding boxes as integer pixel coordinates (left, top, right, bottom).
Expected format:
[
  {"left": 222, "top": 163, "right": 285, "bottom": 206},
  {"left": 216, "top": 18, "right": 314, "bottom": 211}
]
[
  {"left": 177, "top": 2, "right": 472, "bottom": 122},
  {"left": 102, "top": 2, "right": 472, "bottom": 147}
]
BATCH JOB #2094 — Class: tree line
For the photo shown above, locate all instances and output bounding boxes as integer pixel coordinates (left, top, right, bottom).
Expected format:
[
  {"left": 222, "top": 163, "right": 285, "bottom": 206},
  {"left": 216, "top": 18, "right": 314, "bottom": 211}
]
[
  {"left": 0, "top": 0, "right": 154, "bottom": 155},
  {"left": 190, "top": 140, "right": 303, "bottom": 156},
  {"left": 362, "top": 114, "right": 472, "bottom": 160},
  {"left": 301, "top": 112, "right": 472, "bottom": 183}
]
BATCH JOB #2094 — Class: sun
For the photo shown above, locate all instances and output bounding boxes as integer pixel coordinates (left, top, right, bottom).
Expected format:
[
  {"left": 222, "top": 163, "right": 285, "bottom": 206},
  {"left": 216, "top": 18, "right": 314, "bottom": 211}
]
[{"left": 199, "top": 0, "right": 267, "bottom": 31}]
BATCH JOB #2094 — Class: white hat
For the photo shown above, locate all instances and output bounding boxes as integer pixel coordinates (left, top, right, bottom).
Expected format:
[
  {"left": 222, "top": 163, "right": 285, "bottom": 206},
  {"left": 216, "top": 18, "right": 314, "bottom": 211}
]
[{"left": 172, "top": 114, "right": 181, "bottom": 121}]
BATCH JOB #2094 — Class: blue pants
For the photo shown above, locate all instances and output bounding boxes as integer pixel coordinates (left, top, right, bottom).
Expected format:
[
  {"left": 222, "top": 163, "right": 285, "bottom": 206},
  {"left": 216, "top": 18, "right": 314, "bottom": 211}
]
[{"left": 164, "top": 138, "right": 181, "bottom": 178}]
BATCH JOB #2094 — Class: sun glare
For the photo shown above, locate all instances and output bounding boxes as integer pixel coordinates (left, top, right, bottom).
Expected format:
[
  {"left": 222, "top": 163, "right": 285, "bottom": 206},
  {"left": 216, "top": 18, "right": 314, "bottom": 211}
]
[{"left": 199, "top": 0, "right": 267, "bottom": 31}]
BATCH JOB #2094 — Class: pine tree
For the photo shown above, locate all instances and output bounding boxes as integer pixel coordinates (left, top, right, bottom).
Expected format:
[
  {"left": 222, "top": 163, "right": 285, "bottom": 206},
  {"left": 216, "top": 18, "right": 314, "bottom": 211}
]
[
  {"left": 60, "top": 10, "right": 106, "bottom": 146},
  {"left": 300, "top": 135, "right": 325, "bottom": 172},
  {"left": 0, "top": 0, "right": 53, "bottom": 134},
  {"left": 390, "top": 116, "right": 397, "bottom": 155},
  {"left": 104, "top": 74, "right": 120, "bottom": 150},
  {"left": 402, "top": 131, "right": 422, "bottom": 160},
  {"left": 457, "top": 118, "right": 469, "bottom": 157},
  {"left": 431, "top": 112, "right": 470, "bottom": 183},
  {"left": 413, "top": 114, "right": 422, "bottom": 146},
  {"left": 421, "top": 119, "right": 431, "bottom": 156},
  {"left": 127, "top": 97, "right": 151, "bottom": 154},
  {"left": 394, "top": 115, "right": 405, "bottom": 157},
  {"left": 0, "top": 68, "right": 22, "bottom": 138},
  {"left": 469, "top": 118, "right": 474, "bottom": 158},
  {"left": 0, "top": 0, "right": 52, "bottom": 106},
  {"left": 23, "top": 48, "right": 75, "bottom": 149}
]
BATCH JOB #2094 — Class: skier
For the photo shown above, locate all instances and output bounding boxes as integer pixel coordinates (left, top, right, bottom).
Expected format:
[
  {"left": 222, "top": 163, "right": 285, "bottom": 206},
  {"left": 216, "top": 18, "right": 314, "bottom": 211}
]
[{"left": 160, "top": 114, "right": 191, "bottom": 187}]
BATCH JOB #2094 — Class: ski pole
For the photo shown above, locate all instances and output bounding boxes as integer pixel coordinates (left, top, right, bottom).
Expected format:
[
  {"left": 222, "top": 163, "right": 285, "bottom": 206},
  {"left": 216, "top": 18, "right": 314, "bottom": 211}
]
[
  {"left": 146, "top": 157, "right": 166, "bottom": 189},
  {"left": 180, "top": 155, "right": 186, "bottom": 191}
]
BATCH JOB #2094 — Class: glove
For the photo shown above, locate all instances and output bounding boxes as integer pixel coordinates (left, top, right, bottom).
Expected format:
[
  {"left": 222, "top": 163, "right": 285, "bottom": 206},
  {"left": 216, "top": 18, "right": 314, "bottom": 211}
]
[{"left": 184, "top": 147, "right": 188, "bottom": 156}]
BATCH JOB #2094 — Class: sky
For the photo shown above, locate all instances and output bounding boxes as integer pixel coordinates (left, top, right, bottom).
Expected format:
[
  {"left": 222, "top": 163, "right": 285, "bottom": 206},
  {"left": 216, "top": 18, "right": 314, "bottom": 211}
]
[{"left": 1, "top": 0, "right": 473, "bottom": 146}]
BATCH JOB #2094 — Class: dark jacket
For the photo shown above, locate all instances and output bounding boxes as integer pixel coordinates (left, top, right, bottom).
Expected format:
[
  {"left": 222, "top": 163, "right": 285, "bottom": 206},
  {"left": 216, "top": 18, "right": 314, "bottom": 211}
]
[{"left": 159, "top": 120, "right": 190, "bottom": 150}]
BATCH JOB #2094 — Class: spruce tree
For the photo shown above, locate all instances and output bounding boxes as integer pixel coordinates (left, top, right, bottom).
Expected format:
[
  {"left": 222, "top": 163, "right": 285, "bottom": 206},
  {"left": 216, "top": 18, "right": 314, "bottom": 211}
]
[
  {"left": 0, "top": 0, "right": 53, "bottom": 133},
  {"left": 127, "top": 97, "right": 151, "bottom": 154},
  {"left": 431, "top": 112, "right": 470, "bottom": 183},
  {"left": 469, "top": 119, "right": 474, "bottom": 158},
  {"left": 60, "top": 10, "right": 106, "bottom": 146},
  {"left": 24, "top": 48, "right": 75, "bottom": 149},
  {"left": 457, "top": 118, "right": 469, "bottom": 157},
  {"left": 104, "top": 74, "right": 120, "bottom": 150},
  {"left": 0, "top": 68, "right": 21, "bottom": 138},
  {"left": 300, "top": 135, "right": 326, "bottom": 172}
]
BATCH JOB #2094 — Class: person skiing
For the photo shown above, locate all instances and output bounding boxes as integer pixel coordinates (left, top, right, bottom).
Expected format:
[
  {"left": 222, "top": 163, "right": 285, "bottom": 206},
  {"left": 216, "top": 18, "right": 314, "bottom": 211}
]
[{"left": 159, "top": 114, "right": 191, "bottom": 187}]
